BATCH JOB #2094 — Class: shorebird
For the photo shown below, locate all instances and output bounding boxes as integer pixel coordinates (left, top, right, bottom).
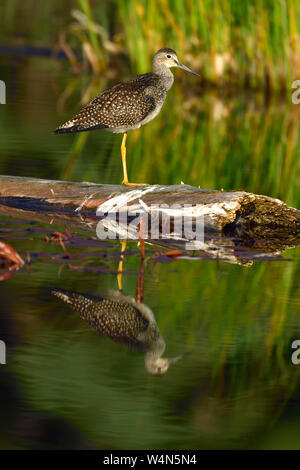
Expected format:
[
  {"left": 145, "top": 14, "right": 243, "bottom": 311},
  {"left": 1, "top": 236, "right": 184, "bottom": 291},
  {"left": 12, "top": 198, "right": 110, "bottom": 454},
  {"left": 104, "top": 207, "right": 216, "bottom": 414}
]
[
  {"left": 54, "top": 48, "right": 200, "bottom": 185},
  {"left": 52, "top": 287, "right": 181, "bottom": 375}
]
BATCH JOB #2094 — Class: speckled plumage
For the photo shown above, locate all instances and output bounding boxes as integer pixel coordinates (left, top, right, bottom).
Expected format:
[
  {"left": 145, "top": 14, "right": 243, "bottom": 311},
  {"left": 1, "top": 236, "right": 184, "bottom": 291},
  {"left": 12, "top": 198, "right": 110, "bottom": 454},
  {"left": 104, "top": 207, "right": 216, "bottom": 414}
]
[
  {"left": 54, "top": 47, "right": 201, "bottom": 135},
  {"left": 52, "top": 287, "right": 183, "bottom": 375},
  {"left": 52, "top": 288, "right": 159, "bottom": 350},
  {"left": 55, "top": 73, "right": 168, "bottom": 134}
]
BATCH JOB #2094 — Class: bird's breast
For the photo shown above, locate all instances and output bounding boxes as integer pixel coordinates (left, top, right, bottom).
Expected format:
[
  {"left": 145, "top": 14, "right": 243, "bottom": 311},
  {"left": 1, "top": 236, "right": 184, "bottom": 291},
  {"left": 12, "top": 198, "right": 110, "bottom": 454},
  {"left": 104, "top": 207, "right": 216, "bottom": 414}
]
[{"left": 139, "top": 100, "right": 164, "bottom": 126}]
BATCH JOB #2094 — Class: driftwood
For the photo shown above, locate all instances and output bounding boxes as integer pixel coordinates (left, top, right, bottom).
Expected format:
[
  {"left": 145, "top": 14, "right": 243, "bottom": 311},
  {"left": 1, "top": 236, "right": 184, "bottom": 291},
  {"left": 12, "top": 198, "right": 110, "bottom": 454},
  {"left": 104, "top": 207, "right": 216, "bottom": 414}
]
[
  {"left": 0, "top": 175, "right": 299, "bottom": 234},
  {"left": 0, "top": 175, "right": 299, "bottom": 265}
]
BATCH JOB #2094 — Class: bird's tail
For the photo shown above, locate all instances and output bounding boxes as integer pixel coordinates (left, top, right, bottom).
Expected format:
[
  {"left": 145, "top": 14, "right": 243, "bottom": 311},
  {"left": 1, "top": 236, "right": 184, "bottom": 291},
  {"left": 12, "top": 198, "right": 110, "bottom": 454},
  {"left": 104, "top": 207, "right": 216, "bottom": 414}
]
[
  {"left": 51, "top": 288, "right": 100, "bottom": 317},
  {"left": 54, "top": 123, "right": 108, "bottom": 134}
]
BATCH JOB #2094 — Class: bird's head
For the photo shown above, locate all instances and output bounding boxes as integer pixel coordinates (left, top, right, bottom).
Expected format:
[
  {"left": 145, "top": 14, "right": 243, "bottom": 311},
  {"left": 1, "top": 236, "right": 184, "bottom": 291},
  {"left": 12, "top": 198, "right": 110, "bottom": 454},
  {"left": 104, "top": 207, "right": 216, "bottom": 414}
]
[
  {"left": 145, "top": 357, "right": 169, "bottom": 375},
  {"left": 145, "top": 355, "right": 182, "bottom": 376},
  {"left": 154, "top": 48, "right": 200, "bottom": 77}
]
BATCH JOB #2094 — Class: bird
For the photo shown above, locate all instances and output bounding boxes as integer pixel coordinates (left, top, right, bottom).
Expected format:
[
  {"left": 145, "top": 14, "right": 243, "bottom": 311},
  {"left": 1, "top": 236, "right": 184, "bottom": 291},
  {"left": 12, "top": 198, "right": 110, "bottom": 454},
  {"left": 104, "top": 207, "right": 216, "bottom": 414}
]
[
  {"left": 54, "top": 48, "right": 200, "bottom": 186},
  {"left": 52, "top": 287, "right": 181, "bottom": 375}
]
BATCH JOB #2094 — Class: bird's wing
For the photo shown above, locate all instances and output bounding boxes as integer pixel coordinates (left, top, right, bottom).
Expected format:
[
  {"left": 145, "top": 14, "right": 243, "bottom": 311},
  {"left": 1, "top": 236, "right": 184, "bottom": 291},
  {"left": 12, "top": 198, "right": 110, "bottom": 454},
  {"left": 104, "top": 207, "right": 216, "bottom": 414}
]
[
  {"left": 55, "top": 73, "right": 158, "bottom": 133},
  {"left": 52, "top": 288, "right": 151, "bottom": 350},
  {"left": 83, "top": 299, "right": 150, "bottom": 350}
]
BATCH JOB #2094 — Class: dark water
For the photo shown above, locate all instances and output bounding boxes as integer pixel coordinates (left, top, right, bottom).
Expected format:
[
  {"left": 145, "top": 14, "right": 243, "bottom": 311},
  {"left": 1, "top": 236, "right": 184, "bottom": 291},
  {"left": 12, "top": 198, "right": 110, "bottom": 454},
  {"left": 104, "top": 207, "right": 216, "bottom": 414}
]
[{"left": 1, "top": 53, "right": 300, "bottom": 450}]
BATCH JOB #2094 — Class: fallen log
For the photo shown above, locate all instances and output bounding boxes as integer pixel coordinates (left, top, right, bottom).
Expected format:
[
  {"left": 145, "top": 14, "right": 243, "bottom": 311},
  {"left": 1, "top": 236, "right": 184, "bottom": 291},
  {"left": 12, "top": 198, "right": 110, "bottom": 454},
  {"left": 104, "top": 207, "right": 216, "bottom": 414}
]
[
  {"left": 0, "top": 175, "right": 299, "bottom": 266},
  {"left": 0, "top": 175, "right": 299, "bottom": 236}
]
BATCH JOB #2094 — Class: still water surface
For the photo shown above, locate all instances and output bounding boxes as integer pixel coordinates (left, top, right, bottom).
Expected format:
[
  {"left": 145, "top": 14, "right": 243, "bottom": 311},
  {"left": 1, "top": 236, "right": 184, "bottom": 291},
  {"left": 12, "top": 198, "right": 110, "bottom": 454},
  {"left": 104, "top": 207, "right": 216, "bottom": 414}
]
[{"left": 0, "top": 53, "right": 300, "bottom": 450}]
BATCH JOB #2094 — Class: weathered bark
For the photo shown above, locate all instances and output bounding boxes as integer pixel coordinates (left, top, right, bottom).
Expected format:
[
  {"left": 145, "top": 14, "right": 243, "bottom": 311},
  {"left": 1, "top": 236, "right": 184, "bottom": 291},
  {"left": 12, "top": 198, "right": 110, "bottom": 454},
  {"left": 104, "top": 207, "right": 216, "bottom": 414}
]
[
  {"left": 0, "top": 175, "right": 299, "bottom": 236},
  {"left": 0, "top": 175, "right": 299, "bottom": 266}
]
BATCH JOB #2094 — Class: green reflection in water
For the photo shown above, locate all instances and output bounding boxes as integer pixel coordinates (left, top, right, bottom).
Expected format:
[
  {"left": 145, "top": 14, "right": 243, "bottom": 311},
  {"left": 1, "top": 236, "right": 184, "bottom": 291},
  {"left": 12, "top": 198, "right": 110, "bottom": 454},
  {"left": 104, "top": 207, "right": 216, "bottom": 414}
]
[{"left": 2, "top": 242, "right": 299, "bottom": 449}]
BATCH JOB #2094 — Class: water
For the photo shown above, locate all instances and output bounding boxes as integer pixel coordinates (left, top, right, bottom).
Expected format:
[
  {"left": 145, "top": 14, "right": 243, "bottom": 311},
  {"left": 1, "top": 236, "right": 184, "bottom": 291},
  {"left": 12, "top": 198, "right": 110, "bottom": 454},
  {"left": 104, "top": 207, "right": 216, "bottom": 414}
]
[{"left": 0, "top": 53, "right": 300, "bottom": 450}]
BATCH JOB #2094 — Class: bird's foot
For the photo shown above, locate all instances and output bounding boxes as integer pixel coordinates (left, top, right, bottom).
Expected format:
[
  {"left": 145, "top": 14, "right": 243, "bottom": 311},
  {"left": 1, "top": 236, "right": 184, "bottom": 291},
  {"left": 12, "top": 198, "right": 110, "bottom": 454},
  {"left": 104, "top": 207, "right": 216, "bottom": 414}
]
[{"left": 122, "top": 180, "right": 148, "bottom": 186}]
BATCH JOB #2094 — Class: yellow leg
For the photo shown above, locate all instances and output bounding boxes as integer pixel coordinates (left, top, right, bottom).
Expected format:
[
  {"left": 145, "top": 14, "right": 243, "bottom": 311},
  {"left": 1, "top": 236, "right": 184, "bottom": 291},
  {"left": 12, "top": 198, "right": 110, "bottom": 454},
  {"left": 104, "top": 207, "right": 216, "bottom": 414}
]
[
  {"left": 120, "top": 132, "right": 147, "bottom": 186},
  {"left": 117, "top": 239, "right": 127, "bottom": 291},
  {"left": 121, "top": 133, "right": 129, "bottom": 185}
]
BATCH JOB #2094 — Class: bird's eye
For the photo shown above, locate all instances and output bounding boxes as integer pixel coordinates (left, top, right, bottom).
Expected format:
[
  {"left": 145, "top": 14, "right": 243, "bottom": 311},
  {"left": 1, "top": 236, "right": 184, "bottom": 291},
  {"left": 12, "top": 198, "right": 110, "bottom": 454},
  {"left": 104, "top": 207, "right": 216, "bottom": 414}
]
[{"left": 166, "top": 55, "right": 171, "bottom": 58}]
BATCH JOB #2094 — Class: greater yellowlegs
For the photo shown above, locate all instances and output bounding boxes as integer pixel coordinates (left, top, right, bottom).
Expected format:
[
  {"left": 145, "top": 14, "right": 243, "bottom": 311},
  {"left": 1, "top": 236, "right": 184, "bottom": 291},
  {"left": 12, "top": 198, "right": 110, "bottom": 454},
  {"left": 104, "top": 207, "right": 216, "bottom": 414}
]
[
  {"left": 55, "top": 48, "right": 200, "bottom": 185},
  {"left": 52, "top": 287, "right": 181, "bottom": 375}
]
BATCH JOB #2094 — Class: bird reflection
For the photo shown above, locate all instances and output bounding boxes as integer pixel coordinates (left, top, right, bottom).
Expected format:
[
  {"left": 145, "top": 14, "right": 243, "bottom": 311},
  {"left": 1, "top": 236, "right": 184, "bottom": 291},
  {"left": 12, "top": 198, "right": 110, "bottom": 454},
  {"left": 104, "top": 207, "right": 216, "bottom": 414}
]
[{"left": 52, "top": 287, "right": 181, "bottom": 375}]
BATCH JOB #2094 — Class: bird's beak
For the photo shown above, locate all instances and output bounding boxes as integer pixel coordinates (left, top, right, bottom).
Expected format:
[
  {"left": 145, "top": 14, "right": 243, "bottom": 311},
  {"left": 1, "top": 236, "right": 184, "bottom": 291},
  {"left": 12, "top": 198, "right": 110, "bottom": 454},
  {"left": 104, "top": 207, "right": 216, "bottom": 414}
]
[
  {"left": 176, "top": 61, "right": 200, "bottom": 77},
  {"left": 168, "top": 355, "right": 183, "bottom": 365}
]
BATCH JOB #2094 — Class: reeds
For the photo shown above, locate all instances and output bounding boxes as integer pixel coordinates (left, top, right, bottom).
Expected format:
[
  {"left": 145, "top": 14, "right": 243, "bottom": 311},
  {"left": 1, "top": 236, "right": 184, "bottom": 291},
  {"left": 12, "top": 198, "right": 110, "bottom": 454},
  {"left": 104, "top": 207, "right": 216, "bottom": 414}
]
[
  {"left": 116, "top": 0, "right": 300, "bottom": 90},
  {"left": 1, "top": 0, "right": 300, "bottom": 89}
]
